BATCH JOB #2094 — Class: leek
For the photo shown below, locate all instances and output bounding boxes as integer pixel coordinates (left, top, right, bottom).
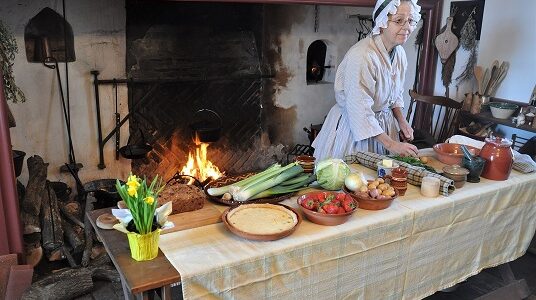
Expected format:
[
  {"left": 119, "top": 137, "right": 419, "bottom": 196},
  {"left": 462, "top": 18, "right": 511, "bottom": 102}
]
[
  {"left": 279, "top": 174, "right": 310, "bottom": 186},
  {"left": 206, "top": 163, "right": 281, "bottom": 196},
  {"left": 249, "top": 174, "right": 316, "bottom": 200},
  {"left": 232, "top": 165, "right": 304, "bottom": 201}
]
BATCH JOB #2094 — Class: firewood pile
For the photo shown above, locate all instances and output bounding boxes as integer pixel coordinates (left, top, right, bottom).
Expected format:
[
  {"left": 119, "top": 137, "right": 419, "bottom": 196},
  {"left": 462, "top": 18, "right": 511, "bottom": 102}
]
[{"left": 18, "top": 155, "right": 120, "bottom": 299}]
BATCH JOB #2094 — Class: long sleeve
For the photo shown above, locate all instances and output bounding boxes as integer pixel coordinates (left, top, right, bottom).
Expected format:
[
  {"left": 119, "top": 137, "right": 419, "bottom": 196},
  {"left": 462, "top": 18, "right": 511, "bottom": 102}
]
[
  {"left": 392, "top": 46, "right": 407, "bottom": 109},
  {"left": 339, "top": 49, "right": 384, "bottom": 142}
]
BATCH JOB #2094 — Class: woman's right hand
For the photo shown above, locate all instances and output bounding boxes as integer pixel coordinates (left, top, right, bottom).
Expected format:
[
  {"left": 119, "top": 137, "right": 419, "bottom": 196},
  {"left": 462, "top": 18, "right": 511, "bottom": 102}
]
[{"left": 387, "top": 141, "right": 419, "bottom": 157}]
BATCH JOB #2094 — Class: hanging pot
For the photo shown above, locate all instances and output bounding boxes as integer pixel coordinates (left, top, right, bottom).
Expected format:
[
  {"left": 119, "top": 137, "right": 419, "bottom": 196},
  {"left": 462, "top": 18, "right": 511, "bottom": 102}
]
[
  {"left": 119, "top": 129, "right": 153, "bottom": 160},
  {"left": 189, "top": 109, "right": 222, "bottom": 144}
]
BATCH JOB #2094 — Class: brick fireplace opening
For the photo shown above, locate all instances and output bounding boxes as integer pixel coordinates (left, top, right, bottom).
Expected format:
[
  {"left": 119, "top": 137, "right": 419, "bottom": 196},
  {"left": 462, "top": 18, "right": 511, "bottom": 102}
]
[{"left": 126, "top": 1, "right": 300, "bottom": 180}]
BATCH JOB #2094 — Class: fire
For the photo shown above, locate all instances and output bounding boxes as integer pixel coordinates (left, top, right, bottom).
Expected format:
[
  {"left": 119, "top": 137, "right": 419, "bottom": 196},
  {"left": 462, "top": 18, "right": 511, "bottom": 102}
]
[{"left": 180, "top": 143, "right": 223, "bottom": 184}]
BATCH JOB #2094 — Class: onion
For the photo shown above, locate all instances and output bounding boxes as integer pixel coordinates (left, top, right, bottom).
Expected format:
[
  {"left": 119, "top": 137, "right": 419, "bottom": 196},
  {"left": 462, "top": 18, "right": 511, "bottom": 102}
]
[{"left": 344, "top": 173, "right": 363, "bottom": 191}]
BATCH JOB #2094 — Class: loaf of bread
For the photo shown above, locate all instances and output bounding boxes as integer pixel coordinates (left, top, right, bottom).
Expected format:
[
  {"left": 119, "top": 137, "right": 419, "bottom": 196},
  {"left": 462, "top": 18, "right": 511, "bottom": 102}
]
[{"left": 159, "top": 182, "right": 205, "bottom": 214}]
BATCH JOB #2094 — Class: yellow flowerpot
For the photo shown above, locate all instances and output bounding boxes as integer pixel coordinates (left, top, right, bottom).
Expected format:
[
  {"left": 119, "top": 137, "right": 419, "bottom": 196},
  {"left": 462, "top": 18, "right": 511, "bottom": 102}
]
[{"left": 127, "top": 229, "right": 161, "bottom": 261}]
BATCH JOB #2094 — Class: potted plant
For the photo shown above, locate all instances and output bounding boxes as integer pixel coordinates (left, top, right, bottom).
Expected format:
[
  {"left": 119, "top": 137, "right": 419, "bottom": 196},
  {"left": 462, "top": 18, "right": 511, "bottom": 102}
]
[{"left": 115, "top": 173, "right": 166, "bottom": 261}]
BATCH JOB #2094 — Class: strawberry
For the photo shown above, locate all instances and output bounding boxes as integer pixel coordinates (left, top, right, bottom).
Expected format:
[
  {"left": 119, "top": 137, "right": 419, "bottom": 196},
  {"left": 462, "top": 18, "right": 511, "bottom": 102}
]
[
  {"left": 317, "top": 193, "right": 326, "bottom": 203},
  {"left": 342, "top": 198, "right": 356, "bottom": 212},
  {"left": 337, "top": 207, "right": 346, "bottom": 214},
  {"left": 336, "top": 193, "right": 346, "bottom": 202}
]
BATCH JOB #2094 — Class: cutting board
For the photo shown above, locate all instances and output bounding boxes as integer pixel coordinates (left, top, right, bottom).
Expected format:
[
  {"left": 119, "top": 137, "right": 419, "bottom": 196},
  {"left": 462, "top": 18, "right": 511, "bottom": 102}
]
[
  {"left": 435, "top": 17, "right": 459, "bottom": 63},
  {"left": 162, "top": 200, "right": 223, "bottom": 235}
]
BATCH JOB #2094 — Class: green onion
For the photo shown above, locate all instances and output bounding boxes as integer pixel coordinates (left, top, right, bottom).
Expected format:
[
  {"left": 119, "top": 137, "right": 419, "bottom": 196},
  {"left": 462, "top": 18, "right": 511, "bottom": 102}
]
[
  {"left": 232, "top": 165, "right": 304, "bottom": 202},
  {"left": 206, "top": 163, "right": 281, "bottom": 196},
  {"left": 249, "top": 174, "right": 316, "bottom": 200}
]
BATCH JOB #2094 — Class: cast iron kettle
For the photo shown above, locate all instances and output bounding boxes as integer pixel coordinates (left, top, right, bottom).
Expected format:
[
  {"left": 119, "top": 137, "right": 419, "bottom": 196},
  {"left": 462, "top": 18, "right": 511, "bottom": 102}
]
[
  {"left": 119, "top": 129, "right": 152, "bottom": 160},
  {"left": 189, "top": 109, "right": 222, "bottom": 144}
]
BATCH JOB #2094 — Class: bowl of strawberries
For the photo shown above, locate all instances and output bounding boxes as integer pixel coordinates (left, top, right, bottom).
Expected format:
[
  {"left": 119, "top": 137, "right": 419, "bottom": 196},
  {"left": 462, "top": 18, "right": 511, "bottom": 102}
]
[{"left": 296, "top": 191, "right": 358, "bottom": 226}]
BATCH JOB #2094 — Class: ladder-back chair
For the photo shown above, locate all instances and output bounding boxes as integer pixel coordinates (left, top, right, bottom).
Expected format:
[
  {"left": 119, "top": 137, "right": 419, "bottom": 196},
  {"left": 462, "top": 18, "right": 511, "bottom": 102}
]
[
  {"left": 406, "top": 90, "right": 463, "bottom": 146},
  {"left": 511, "top": 134, "right": 528, "bottom": 151}
]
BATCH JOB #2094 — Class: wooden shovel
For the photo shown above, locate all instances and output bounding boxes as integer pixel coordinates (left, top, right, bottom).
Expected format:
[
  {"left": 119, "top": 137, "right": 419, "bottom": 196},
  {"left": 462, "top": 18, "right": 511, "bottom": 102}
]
[
  {"left": 484, "top": 60, "right": 500, "bottom": 95},
  {"left": 481, "top": 68, "right": 490, "bottom": 96}
]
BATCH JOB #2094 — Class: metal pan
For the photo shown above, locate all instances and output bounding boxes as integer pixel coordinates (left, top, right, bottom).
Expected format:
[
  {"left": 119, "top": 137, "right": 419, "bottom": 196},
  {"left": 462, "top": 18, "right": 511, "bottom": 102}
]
[{"left": 119, "top": 129, "right": 152, "bottom": 159}]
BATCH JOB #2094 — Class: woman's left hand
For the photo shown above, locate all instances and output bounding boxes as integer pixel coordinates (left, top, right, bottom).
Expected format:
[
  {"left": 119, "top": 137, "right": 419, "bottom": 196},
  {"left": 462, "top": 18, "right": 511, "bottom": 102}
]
[{"left": 398, "top": 120, "right": 414, "bottom": 141}]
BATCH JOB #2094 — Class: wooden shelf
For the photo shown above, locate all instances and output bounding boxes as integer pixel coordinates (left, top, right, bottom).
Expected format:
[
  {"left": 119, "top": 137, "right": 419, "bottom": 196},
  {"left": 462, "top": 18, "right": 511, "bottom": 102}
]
[{"left": 461, "top": 111, "right": 536, "bottom": 134}]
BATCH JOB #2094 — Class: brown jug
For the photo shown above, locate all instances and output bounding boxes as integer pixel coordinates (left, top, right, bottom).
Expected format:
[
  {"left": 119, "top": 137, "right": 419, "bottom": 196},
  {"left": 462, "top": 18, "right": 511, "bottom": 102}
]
[{"left": 479, "top": 137, "right": 514, "bottom": 181}]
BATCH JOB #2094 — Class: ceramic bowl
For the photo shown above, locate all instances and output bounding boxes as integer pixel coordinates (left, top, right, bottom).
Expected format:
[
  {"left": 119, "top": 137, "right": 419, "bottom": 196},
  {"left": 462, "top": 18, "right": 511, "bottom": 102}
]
[
  {"left": 296, "top": 191, "right": 357, "bottom": 226},
  {"left": 442, "top": 165, "right": 470, "bottom": 188},
  {"left": 343, "top": 186, "right": 398, "bottom": 210},
  {"left": 433, "top": 143, "right": 480, "bottom": 165},
  {"left": 489, "top": 102, "right": 519, "bottom": 119}
]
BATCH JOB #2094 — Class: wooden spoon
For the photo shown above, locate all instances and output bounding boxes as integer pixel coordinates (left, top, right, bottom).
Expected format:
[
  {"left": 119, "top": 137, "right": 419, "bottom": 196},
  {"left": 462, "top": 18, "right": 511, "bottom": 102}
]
[
  {"left": 489, "top": 61, "right": 509, "bottom": 96},
  {"left": 481, "top": 68, "right": 490, "bottom": 96},
  {"left": 474, "top": 65, "right": 484, "bottom": 95},
  {"left": 485, "top": 60, "right": 500, "bottom": 95}
]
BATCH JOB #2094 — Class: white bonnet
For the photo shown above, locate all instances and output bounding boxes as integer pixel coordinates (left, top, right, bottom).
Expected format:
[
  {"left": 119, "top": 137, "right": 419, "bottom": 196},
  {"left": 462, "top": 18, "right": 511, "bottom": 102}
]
[{"left": 371, "top": 0, "right": 421, "bottom": 35}]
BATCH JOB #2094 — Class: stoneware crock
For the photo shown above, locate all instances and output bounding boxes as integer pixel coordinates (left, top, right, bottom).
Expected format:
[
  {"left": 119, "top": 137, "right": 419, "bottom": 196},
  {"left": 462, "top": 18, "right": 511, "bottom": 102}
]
[{"left": 479, "top": 137, "right": 514, "bottom": 181}]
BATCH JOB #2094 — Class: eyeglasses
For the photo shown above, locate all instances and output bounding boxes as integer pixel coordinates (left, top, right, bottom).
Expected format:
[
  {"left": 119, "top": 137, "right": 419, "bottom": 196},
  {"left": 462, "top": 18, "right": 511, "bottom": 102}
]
[{"left": 388, "top": 18, "right": 418, "bottom": 27}]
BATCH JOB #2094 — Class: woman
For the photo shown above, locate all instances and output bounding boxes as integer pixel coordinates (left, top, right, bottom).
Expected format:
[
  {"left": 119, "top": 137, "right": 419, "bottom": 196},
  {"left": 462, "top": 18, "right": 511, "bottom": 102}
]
[{"left": 312, "top": 0, "right": 420, "bottom": 160}]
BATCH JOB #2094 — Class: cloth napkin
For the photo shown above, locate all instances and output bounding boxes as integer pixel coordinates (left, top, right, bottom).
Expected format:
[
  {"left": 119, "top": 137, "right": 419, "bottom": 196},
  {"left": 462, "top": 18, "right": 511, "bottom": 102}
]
[
  {"left": 447, "top": 135, "right": 536, "bottom": 173},
  {"left": 344, "top": 151, "right": 455, "bottom": 196}
]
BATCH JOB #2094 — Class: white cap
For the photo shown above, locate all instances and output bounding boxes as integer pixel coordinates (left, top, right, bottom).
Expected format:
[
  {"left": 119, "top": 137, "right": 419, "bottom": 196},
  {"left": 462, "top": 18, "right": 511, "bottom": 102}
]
[{"left": 371, "top": 0, "right": 421, "bottom": 35}]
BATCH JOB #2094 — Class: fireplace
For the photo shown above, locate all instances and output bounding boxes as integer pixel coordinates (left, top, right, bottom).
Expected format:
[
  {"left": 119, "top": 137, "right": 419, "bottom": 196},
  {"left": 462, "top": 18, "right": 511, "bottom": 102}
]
[{"left": 125, "top": 1, "right": 298, "bottom": 180}]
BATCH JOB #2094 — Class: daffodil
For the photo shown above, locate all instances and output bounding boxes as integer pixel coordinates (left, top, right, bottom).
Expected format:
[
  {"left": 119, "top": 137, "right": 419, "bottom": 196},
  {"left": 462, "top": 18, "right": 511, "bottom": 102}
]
[
  {"left": 128, "top": 186, "right": 138, "bottom": 197},
  {"left": 127, "top": 174, "right": 141, "bottom": 189},
  {"left": 116, "top": 174, "right": 165, "bottom": 235},
  {"left": 144, "top": 196, "right": 155, "bottom": 205}
]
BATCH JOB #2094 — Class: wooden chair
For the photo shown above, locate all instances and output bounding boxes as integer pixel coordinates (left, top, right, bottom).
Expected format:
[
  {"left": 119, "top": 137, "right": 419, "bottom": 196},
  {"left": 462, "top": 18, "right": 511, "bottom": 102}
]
[
  {"left": 511, "top": 134, "right": 528, "bottom": 151},
  {"left": 406, "top": 90, "right": 463, "bottom": 147}
]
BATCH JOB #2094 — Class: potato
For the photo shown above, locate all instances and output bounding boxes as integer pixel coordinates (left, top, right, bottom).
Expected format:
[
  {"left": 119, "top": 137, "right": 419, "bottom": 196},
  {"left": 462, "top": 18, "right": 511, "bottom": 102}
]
[
  {"left": 369, "top": 188, "right": 380, "bottom": 198},
  {"left": 377, "top": 178, "right": 385, "bottom": 184},
  {"left": 359, "top": 186, "right": 368, "bottom": 193},
  {"left": 377, "top": 183, "right": 389, "bottom": 191},
  {"left": 367, "top": 184, "right": 377, "bottom": 190},
  {"left": 420, "top": 156, "right": 429, "bottom": 164},
  {"left": 372, "top": 180, "right": 380, "bottom": 186},
  {"left": 355, "top": 191, "right": 370, "bottom": 199},
  {"left": 382, "top": 189, "right": 396, "bottom": 197}
]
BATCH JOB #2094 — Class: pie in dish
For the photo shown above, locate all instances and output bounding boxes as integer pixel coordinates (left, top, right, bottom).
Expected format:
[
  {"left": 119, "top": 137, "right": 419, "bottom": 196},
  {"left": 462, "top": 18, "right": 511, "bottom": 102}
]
[{"left": 226, "top": 203, "right": 298, "bottom": 235}]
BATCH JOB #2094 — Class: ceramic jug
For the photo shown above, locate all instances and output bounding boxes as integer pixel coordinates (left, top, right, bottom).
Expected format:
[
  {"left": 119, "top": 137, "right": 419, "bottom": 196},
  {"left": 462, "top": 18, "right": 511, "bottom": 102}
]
[{"left": 479, "top": 136, "right": 514, "bottom": 181}]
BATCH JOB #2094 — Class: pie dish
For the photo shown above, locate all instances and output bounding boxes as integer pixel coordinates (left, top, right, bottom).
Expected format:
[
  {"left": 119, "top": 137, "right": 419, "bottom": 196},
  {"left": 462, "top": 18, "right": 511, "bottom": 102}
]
[{"left": 222, "top": 203, "right": 301, "bottom": 241}]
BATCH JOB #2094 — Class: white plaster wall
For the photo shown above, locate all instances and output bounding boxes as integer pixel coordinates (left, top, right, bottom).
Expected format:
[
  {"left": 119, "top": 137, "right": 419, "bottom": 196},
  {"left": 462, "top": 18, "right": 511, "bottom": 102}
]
[
  {"left": 275, "top": 4, "right": 419, "bottom": 145},
  {"left": 433, "top": 0, "right": 536, "bottom": 140},
  {"left": 2, "top": 0, "right": 131, "bottom": 186}
]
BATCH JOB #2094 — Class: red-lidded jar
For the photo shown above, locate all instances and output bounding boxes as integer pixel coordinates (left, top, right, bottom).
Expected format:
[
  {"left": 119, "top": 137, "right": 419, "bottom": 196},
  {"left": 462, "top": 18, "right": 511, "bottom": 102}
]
[{"left": 479, "top": 137, "right": 514, "bottom": 181}]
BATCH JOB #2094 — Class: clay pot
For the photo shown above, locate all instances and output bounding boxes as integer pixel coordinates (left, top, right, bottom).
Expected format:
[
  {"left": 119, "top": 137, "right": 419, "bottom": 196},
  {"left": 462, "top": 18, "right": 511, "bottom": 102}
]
[
  {"left": 387, "top": 167, "right": 408, "bottom": 196},
  {"left": 479, "top": 137, "right": 514, "bottom": 181},
  {"left": 442, "top": 165, "right": 469, "bottom": 188}
]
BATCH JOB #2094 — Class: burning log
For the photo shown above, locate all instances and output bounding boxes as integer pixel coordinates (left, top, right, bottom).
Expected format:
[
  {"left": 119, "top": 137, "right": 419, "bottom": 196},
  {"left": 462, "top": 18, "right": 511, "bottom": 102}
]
[
  {"left": 40, "top": 181, "right": 64, "bottom": 257},
  {"left": 21, "top": 156, "right": 48, "bottom": 234}
]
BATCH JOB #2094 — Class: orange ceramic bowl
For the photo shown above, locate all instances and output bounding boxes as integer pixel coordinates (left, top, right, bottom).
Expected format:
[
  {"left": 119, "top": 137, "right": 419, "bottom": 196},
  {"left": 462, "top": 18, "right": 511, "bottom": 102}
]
[
  {"left": 296, "top": 191, "right": 357, "bottom": 226},
  {"left": 343, "top": 187, "right": 398, "bottom": 210},
  {"left": 433, "top": 143, "right": 480, "bottom": 165}
]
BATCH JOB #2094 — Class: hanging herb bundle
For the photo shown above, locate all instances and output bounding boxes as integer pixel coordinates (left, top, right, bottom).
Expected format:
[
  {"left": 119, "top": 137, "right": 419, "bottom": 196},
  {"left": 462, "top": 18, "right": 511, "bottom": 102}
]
[
  {"left": 0, "top": 20, "right": 26, "bottom": 103},
  {"left": 456, "top": 9, "right": 479, "bottom": 85}
]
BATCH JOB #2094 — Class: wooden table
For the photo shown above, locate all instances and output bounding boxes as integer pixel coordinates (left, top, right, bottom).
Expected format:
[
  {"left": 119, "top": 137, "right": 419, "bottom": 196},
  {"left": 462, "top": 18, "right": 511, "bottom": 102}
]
[{"left": 87, "top": 208, "right": 180, "bottom": 300}]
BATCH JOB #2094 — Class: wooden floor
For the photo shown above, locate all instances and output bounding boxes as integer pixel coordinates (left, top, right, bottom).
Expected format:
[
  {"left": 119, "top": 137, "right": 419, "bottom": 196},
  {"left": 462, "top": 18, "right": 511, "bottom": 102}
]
[{"left": 76, "top": 251, "right": 536, "bottom": 300}]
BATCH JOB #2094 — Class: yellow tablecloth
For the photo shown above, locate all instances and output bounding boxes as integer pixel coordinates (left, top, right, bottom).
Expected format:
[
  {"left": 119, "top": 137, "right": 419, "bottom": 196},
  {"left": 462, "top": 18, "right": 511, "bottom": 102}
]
[{"left": 159, "top": 166, "right": 536, "bottom": 300}]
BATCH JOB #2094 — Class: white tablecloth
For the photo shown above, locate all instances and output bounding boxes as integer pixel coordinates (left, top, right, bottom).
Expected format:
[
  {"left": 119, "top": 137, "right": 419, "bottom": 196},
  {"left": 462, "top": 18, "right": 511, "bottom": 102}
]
[{"left": 159, "top": 167, "right": 536, "bottom": 300}]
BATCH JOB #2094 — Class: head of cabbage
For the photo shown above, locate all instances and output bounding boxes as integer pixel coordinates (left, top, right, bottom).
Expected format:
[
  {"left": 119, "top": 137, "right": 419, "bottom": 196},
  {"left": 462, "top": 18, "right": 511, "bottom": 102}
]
[{"left": 315, "top": 158, "right": 350, "bottom": 190}]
